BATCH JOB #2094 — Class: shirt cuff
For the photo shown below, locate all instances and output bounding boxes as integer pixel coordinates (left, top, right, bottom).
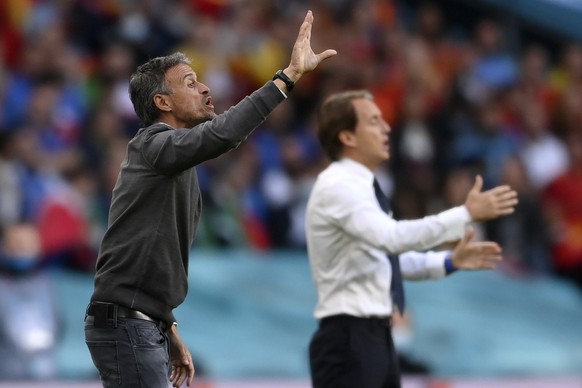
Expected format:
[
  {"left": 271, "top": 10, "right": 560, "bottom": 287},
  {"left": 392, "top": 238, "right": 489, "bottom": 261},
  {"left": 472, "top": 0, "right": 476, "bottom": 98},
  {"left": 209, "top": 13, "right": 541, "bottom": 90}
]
[
  {"left": 437, "top": 205, "right": 471, "bottom": 242},
  {"left": 444, "top": 253, "right": 458, "bottom": 275},
  {"left": 424, "top": 250, "right": 449, "bottom": 279}
]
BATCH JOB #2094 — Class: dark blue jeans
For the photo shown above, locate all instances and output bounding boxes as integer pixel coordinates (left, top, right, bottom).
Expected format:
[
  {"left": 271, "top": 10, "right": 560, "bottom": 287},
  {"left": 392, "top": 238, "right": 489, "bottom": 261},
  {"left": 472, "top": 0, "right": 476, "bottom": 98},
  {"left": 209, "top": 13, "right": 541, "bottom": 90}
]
[{"left": 85, "top": 315, "right": 171, "bottom": 388}]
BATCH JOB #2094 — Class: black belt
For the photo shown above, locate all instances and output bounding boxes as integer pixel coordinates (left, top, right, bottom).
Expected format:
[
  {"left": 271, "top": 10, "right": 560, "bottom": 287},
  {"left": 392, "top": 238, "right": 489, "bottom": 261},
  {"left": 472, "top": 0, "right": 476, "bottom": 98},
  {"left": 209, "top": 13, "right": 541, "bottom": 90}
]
[
  {"left": 86, "top": 301, "right": 168, "bottom": 331},
  {"left": 320, "top": 314, "right": 392, "bottom": 328}
]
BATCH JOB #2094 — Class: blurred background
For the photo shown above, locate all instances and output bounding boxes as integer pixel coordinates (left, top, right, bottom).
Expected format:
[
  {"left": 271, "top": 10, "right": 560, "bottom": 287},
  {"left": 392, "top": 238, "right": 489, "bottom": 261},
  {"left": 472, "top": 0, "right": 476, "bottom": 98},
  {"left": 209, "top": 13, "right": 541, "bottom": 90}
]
[{"left": 0, "top": 0, "right": 582, "bottom": 387}]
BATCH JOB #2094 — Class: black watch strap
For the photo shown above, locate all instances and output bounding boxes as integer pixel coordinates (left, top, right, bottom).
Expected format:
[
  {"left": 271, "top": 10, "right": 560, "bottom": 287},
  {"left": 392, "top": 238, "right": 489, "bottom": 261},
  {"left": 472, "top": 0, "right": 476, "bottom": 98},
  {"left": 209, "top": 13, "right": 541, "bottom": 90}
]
[{"left": 273, "top": 70, "right": 295, "bottom": 92}]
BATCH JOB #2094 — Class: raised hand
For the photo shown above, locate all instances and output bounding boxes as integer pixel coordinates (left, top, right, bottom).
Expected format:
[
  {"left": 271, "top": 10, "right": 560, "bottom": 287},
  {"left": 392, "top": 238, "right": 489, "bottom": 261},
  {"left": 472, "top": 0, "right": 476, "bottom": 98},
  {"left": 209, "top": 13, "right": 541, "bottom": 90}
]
[
  {"left": 284, "top": 10, "right": 337, "bottom": 82},
  {"left": 464, "top": 175, "right": 518, "bottom": 221},
  {"left": 451, "top": 227, "right": 503, "bottom": 270}
]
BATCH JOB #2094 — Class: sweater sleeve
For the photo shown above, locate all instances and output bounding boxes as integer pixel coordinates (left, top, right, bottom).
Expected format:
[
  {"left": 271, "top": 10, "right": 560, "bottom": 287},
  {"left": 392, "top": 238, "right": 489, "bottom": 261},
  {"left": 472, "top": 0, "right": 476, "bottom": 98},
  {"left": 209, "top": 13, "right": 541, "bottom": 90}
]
[{"left": 141, "top": 81, "right": 286, "bottom": 175}]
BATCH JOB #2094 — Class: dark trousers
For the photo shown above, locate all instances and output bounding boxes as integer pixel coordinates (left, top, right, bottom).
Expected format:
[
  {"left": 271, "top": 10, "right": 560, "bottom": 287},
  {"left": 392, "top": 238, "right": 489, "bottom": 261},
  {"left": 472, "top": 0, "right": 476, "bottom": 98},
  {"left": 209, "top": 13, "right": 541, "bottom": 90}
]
[
  {"left": 309, "top": 314, "right": 401, "bottom": 388},
  {"left": 84, "top": 314, "right": 171, "bottom": 387}
]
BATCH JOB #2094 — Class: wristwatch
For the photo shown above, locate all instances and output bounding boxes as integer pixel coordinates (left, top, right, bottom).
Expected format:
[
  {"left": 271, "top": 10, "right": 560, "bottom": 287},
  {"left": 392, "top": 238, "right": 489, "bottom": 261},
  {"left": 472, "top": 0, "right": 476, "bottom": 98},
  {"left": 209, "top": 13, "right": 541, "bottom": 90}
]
[{"left": 272, "top": 70, "right": 295, "bottom": 92}]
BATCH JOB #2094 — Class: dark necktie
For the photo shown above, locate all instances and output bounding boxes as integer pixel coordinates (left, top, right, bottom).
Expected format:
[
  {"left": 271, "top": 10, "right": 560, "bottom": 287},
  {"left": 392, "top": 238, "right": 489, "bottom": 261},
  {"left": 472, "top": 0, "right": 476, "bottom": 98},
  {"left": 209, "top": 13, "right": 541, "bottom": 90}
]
[{"left": 373, "top": 178, "right": 405, "bottom": 313}]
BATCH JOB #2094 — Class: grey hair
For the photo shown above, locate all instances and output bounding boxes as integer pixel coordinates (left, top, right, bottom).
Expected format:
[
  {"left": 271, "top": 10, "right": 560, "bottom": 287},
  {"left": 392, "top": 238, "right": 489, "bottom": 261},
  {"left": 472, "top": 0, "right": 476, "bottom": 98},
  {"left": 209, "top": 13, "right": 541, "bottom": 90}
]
[{"left": 128, "top": 52, "right": 192, "bottom": 126}]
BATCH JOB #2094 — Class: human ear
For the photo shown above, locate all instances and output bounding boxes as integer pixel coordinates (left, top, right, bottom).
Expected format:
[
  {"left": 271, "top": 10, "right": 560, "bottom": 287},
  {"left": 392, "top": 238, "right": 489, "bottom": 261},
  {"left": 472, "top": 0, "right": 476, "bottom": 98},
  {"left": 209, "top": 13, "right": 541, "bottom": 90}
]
[
  {"left": 154, "top": 94, "right": 172, "bottom": 112},
  {"left": 339, "top": 130, "right": 357, "bottom": 147}
]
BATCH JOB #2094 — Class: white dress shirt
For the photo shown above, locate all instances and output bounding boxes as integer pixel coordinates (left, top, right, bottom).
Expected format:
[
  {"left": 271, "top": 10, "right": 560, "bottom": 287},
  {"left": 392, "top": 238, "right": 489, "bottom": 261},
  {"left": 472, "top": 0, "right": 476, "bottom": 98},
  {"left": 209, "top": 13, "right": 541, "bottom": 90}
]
[{"left": 306, "top": 158, "right": 471, "bottom": 318}]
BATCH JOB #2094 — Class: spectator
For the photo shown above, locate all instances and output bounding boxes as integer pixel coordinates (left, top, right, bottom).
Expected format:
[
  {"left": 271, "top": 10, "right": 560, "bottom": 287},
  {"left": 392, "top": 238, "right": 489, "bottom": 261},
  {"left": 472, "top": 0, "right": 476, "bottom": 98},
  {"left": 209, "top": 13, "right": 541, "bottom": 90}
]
[
  {"left": 494, "top": 155, "right": 552, "bottom": 274},
  {"left": 517, "top": 99, "right": 568, "bottom": 191},
  {"left": 543, "top": 131, "right": 582, "bottom": 290},
  {"left": 462, "top": 18, "right": 518, "bottom": 104},
  {"left": 0, "top": 131, "right": 22, "bottom": 228},
  {"left": 87, "top": 41, "right": 139, "bottom": 137},
  {"left": 37, "top": 163, "right": 100, "bottom": 272},
  {"left": 451, "top": 96, "right": 521, "bottom": 188},
  {"left": 0, "top": 223, "right": 61, "bottom": 380}
]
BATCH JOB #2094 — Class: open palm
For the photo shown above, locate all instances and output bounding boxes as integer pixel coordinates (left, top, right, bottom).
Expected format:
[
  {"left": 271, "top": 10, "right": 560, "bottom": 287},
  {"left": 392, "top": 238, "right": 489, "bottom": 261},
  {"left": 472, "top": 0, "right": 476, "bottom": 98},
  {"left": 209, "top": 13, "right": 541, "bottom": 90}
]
[{"left": 288, "top": 11, "right": 337, "bottom": 77}]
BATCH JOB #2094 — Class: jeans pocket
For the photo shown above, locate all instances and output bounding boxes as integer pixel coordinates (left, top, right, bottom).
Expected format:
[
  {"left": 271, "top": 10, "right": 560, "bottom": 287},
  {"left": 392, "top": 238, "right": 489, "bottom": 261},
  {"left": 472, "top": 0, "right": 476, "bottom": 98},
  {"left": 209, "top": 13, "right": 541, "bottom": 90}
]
[
  {"left": 86, "top": 340, "right": 120, "bottom": 387},
  {"left": 133, "top": 323, "right": 166, "bottom": 348}
]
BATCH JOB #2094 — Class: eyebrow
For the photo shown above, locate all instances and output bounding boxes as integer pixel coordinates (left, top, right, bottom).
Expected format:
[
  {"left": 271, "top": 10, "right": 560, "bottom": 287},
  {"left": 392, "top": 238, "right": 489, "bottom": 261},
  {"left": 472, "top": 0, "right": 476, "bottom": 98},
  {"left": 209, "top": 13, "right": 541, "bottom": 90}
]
[{"left": 182, "top": 72, "right": 196, "bottom": 82}]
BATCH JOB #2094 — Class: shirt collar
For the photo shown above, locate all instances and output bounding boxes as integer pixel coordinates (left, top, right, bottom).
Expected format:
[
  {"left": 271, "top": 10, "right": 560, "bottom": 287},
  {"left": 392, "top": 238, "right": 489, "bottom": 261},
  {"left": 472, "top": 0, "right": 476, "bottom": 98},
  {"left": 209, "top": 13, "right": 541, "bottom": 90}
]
[{"left": 337, "top": 157, "right": 375, "bottom": 184}]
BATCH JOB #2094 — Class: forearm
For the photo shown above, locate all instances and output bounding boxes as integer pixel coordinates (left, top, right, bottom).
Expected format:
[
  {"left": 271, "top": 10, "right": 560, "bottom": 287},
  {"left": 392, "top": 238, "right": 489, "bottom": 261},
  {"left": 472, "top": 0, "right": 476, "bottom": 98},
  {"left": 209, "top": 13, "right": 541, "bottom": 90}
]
[
  {"left": 144, "top": 81, "right": 286, "bottom": 173},
  {"left": 197, "top": 81, "right": 285, "bottom": 152},
  {"left": 346, "top": 206, "right": 471, "bottom": 254}
]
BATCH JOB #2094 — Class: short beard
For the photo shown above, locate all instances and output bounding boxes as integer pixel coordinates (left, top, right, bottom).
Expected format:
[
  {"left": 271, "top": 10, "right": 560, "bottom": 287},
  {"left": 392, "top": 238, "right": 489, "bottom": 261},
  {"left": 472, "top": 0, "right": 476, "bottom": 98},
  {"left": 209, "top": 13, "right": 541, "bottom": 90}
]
[{"left": 187, "top": 112, "right": 216, "bottom": 128}]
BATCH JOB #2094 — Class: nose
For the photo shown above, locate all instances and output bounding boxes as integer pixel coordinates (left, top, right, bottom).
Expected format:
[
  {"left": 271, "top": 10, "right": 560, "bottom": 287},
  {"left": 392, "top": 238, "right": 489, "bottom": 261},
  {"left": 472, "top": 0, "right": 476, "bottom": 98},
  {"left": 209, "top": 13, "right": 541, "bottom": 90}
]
[
  {"left": 383, "top": 120, "right": 391, "bottom": 134},
  {"left": 199, "top": 82, "right": 211, "bottom": 94}
]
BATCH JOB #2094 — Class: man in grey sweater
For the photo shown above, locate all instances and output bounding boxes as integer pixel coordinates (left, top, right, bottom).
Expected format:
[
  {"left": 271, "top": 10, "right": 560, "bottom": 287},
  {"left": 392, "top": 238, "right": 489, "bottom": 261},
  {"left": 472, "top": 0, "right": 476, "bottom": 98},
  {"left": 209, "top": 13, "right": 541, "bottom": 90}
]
[{"left": 84, "top": 10, "right": 336, "bottom": 388}]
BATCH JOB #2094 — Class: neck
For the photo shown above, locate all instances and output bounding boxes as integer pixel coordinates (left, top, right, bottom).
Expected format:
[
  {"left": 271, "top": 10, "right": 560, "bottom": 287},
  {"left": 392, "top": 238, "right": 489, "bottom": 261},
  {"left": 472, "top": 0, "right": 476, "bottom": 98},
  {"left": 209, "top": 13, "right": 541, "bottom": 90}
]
[
  {"left": 157, "top": 115, "right": 182, "bottom": 129},
  {"left": 341, "top": 153, "right": 378, "bottom": 172}
]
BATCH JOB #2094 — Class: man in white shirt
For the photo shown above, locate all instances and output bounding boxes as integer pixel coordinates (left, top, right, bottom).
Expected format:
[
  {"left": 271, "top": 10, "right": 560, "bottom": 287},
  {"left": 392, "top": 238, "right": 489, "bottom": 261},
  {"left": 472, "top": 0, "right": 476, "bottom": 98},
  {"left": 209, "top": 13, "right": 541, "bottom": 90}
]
[{"left": 306, "top": 90, "right": 518, "bottom": 388}]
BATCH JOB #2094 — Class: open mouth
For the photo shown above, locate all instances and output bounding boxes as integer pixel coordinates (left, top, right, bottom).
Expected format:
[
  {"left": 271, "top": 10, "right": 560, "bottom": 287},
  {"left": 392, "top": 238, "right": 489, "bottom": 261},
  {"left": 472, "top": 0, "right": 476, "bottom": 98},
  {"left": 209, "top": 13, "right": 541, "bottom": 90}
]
[{"left": 205, "top": 97, "right": 214, "bottom": 109}]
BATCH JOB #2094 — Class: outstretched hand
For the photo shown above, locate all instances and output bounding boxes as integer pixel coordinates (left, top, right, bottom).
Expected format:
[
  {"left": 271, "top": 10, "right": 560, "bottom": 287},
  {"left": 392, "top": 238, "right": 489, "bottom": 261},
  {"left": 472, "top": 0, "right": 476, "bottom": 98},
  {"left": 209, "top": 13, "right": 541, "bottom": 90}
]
[
  {"left": 451, "top": 227, "right": 502, "bottom": 270},
  {"left": 464, "top": 175, "right": 518, "bottom": 221},
  {"left": 284, "top": 10, "right": 337, "bottom": 81}
]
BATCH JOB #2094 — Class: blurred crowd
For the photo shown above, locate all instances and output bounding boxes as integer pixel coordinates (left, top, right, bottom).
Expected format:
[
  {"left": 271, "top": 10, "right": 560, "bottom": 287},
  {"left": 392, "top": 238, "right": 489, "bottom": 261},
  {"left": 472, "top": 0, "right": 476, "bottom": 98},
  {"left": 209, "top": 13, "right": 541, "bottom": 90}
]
[
  {"left": 0, "top": 0, "right": 581, "bottom": 281},
  {"left": 1, "top": 1, "right": 582, "bottom": 377},
  {"left": 0, "top": 0, "right": 581, "bottom": 380}
]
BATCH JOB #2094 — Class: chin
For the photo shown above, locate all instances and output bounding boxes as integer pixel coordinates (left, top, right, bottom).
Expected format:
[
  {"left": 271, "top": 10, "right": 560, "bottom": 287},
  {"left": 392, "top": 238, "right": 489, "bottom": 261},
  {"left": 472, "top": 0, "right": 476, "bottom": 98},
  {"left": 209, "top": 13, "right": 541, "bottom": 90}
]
[
  {"left": 191, "top": 115, "right": 215, "bottom": 126},
  {"left": 204, "top": 111, "right": 217, "bottom": 121}
]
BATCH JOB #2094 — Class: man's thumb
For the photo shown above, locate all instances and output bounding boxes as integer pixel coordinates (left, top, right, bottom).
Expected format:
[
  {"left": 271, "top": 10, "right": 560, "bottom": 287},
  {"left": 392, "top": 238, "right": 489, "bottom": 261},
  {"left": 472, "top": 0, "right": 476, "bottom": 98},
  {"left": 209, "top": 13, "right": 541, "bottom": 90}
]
[
  {"left": 317, "top": 49, "right": 338, "bottom": 62},
  {"left": 462, "top": 226, "right": 475, "bottom": 245},
  {"left": 470, "top": 175, "right": 483, "bottom": 194}
]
